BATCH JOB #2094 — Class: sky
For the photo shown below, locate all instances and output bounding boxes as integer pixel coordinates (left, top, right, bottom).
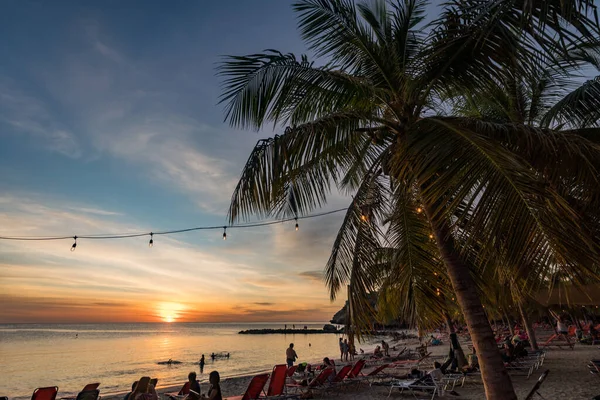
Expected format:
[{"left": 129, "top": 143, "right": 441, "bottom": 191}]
[{"left": 0, "top": 0, "right": 446, "bottom": 324}]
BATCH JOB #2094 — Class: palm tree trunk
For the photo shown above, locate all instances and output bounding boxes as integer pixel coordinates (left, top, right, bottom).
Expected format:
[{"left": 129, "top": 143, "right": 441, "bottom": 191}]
[
  {"left": 427, "top": 208, "right": 517, "bottom": 400},
  {"left": 444, "top": 311, "right": 467, "bottom": 368},
  {"left": 517, "top": 302, "right": 538, "bottom": 350}
]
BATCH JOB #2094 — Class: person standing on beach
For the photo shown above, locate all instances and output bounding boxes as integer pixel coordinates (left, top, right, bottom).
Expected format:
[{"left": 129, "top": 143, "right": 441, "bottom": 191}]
[
  {"left": 342, "top": 339, "right": 349, "bottom": 361},
  {"left": 286, "top": 343, "right": 298, "bottom": 367},
  {"left": 339, "top": 337, "right": 344, "bottom": 361},
  {"left": 199, "top": 355, "right": 205, "bottom": 373},
  {"left": 381, "top": 340, "right": 390, "bottom": 357}
]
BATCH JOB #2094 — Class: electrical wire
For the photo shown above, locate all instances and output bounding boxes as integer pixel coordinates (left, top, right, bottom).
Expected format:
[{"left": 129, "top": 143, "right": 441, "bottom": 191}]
[{"left": 0, "top": 207, "right": 348, "bottom": 241}]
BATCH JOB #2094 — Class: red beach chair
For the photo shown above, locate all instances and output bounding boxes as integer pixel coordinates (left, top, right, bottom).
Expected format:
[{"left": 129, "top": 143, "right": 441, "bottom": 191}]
[
  {"left": 266, "top": 364, "right": 288, "bottom": 397},
  {"left": 331, "top": 365, "right": 352, "bottom": 384},
  {"left": 347, "top": 359, "right": 366, "bottom": 379},
  {"left": 32, "top": 387, "right": 58, "bottom": 400},
  {"left": 80, "top": 385, "right": 99, "bottom": 393},
  {"left": 287, "top": 368, "right": 334, "bottom": 393},
  {"left": 224, "top": 373, "right": 269, "bottom": 400},
  {"left": 61, "top": 383, "right": 101, "bottom": 400},
  {"left": 358, "top": 364, "right": 390, "bottom": 384},
  {"left": 166, "top": 381, "right": 191, "bottom": 399}
]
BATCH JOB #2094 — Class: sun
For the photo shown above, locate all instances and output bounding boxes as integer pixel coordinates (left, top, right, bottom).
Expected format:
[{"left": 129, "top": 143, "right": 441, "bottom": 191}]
[{"left": 157, "top": 302, "right": 185, "bottom": 323}]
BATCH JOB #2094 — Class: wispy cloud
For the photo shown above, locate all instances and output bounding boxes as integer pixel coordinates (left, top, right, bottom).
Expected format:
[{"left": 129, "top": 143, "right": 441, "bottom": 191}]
[{"left": 0, "top": 78, "right": 81, "bottom": 158}]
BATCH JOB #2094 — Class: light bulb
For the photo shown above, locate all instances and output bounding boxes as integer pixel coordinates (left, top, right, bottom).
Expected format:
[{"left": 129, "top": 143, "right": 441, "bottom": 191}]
[
  {"left": 70, "top": 236, "right": 77, "bottom": 252},
  {"left": 416, "top": 207, "right": 422, "bottom": 213},
  {"left": 429, "top": 234, "right": 434, "bottom": 239},
  {"left": 149, "top": 233, "right": 154, "bottom": 248},
  {"left": 223, "top": 227, "right": 227, "bottom": 240}
]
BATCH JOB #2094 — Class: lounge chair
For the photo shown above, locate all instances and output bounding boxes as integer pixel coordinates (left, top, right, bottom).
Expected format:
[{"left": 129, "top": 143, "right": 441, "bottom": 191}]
[
  {"left": 75, "top": 391, "right": 99, "bottom": 400},
  {"left": 524, "top": 370, "right": 549, "bottom": 400},
  {"left": 264, "top": 364, "right": 289, "bottom": 398},
  {"left": 225, "top": 373, "right": 269, "bottom": 400},
  {"left": 166, "top": 382, "right": 191, "bottom": 399},
  {"left": 347, "top": 360, "right": 366, "bottom": 379},
  {"left": 330, "top": 365, "right": 352, "bottom": 384},
  {"left": 32, "top": 387, "right": 59, "bottom": 400},
  {"left": 61, "top": 383, "right": 101, "bottom": 400},
  {"left": 388, "top": 374, "right": 441, "bottom": 400},
  {"left": 358, "top": 364, "right": 390, "bottom": 384},
  {"left": 286, "top": 368, "right": 334, "bottom": 395},
  {"left": 149, "top": 379, "right": 158, "bottom": 388}
]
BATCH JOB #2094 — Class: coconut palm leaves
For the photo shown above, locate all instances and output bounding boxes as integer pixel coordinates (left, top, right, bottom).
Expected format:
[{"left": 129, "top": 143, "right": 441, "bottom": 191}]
[{"left": 219, "top": 1, "right": 600, "bottom": 398}]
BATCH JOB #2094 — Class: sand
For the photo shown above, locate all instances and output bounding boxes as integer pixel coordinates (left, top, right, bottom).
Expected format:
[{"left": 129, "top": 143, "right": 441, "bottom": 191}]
[{"left": 101, "top": 336, "right": 600, "bottom": 400}]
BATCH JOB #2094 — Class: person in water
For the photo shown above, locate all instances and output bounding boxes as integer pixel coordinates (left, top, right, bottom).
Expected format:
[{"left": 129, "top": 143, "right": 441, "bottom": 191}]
[
  {"left": 211, "top": 353, "right": 216, "bottom": 361},
  {"left": 201, "top": 371, "right": 222, "bottom": 400},
  {"left": 185, "top": 371, "right": 201, "bottom": 400},
  {"left": 199, "top": 355, "right": 205, "bottom": 373}
]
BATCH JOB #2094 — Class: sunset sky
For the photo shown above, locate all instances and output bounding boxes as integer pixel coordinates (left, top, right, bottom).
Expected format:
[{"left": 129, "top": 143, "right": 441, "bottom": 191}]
[{"left": 0, "top": 0, "right": 442, "bottom": 323}]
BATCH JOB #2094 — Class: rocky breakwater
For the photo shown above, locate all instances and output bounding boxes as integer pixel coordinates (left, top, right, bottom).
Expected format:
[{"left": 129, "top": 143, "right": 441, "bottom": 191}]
[{"left": 239, "top": 324, "right": 342, "bottom": 334}]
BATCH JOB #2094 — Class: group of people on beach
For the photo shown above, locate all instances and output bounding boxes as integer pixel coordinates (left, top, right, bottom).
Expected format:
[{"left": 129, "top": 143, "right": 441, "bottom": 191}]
[
  {"left": 338, "top": 337, "right": 356, "bottom": 361},
  {"left": 125, "top": 371, "right": 222, "bottom": 400}
]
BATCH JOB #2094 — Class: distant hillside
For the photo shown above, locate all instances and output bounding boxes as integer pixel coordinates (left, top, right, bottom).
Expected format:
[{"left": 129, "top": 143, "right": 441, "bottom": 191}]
[{"left": 330, "top": 297, "right": 408, "bottom": 328}]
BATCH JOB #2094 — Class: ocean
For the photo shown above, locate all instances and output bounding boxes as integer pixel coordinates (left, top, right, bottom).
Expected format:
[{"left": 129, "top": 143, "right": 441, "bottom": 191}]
[{"left": 0, "top": 322, "right": 352, "bottom": 399}]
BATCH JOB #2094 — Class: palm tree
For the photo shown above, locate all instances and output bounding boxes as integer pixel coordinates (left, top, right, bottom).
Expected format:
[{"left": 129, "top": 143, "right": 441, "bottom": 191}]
[{"left": 218, "top": 1, "right": 600, "bottom": 398}]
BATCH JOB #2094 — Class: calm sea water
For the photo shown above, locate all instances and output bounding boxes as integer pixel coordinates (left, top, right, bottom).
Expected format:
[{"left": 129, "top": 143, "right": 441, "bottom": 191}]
[{"left": 0, "top": 322, "right": 350, "bottom": 399}]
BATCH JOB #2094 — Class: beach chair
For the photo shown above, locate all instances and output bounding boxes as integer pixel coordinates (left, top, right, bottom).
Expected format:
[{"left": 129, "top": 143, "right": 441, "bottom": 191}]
[
  {"left": 150, "top": 379, "right": 158, "bottom": 388},
  {"left": 225, "top": 373, "right": 270, "bottom": 400},
  {"left": 524, "top": 370, "right": 549, "bottom": 400},
  {"left": 358, "top": 363, "right": 390, "bottom": 384},
  {"left": 331, "top": 365, "right": 352, "bottom": 384},
  {"left": 32, "top": 387, "right": 59, "bottom": 400},
  {"left": 61, "top": 383, "right": 101, "bottom": 400},
  {"left": 388, "top": 374, "right": 441, "bottom": 400},
  {"left": 285, "top": 365, "right": 297, "bottom": 381},
  {"left": 347, "top": 360, "right": 366, "bottom": 379},
  {"left": 165, "top": 381, "right": 191, "bottom": 399},
  {"left": 75, "top": 390, "right": 99, "bottom": 400},
  {"left": 264, "top": 364, "right": 288, "bottom": 398},
  {"left": 286, "top": 368, "right": 334, "bottom": 395}
]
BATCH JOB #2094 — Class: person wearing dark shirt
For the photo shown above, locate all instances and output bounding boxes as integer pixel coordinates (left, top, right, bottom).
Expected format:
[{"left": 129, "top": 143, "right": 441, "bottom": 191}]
[
  {"left": 286, "top": 343, "right": 298, "bottom": 367},
  {"left": 186, "top": 372, "right": 201, "bottom": 400},
  {"left": 201, "top": 371, "right": 222, "bottom": 400}
]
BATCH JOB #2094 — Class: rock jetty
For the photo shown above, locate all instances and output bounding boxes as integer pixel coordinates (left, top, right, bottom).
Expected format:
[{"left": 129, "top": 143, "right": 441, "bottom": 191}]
[{"left": 239, "top": 325, "right": 342, "bottom": 334}]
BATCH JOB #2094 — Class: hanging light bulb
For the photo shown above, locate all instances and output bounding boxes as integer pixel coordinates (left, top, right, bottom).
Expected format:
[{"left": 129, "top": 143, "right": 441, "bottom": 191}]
[
  {"left": 223, "top": 226, "right": 227, "bottom": 240},
  {"left": 149, "top": 232, "right": 154, "bottom": 248},
  {"left": 295, "top": 217, "right": 299, "bottom": 231},
  {"left": 70, "top": 236, "right": 77, "bottom": 252},
  {"left": 429, "top": 234, "right": 434, "bottom": 239},
  {"left": 416, "top": 207, "right": 423, "bottom": 214}
]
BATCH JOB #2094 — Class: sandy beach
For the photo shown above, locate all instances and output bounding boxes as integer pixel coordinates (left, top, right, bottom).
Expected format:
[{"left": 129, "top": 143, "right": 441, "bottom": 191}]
[{"left": 98, "top": 335, "right": 600, "bottom": 400}]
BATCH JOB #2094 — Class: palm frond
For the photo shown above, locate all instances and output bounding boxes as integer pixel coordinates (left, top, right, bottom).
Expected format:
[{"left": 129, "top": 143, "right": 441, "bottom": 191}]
[{"left": 401, "top": 117, "right": 600, "bottom": 289}]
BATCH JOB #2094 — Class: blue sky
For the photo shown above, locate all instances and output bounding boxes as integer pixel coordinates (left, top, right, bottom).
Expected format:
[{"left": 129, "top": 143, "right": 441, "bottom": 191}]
[{"left": 0, "top": 1, "right": 451, "bottom": 323}]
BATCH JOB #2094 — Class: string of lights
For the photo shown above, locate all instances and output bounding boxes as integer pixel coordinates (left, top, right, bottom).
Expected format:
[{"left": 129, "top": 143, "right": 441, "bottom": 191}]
[{"left": 0, "top": 207, "right": 348, "bottom": 250}]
